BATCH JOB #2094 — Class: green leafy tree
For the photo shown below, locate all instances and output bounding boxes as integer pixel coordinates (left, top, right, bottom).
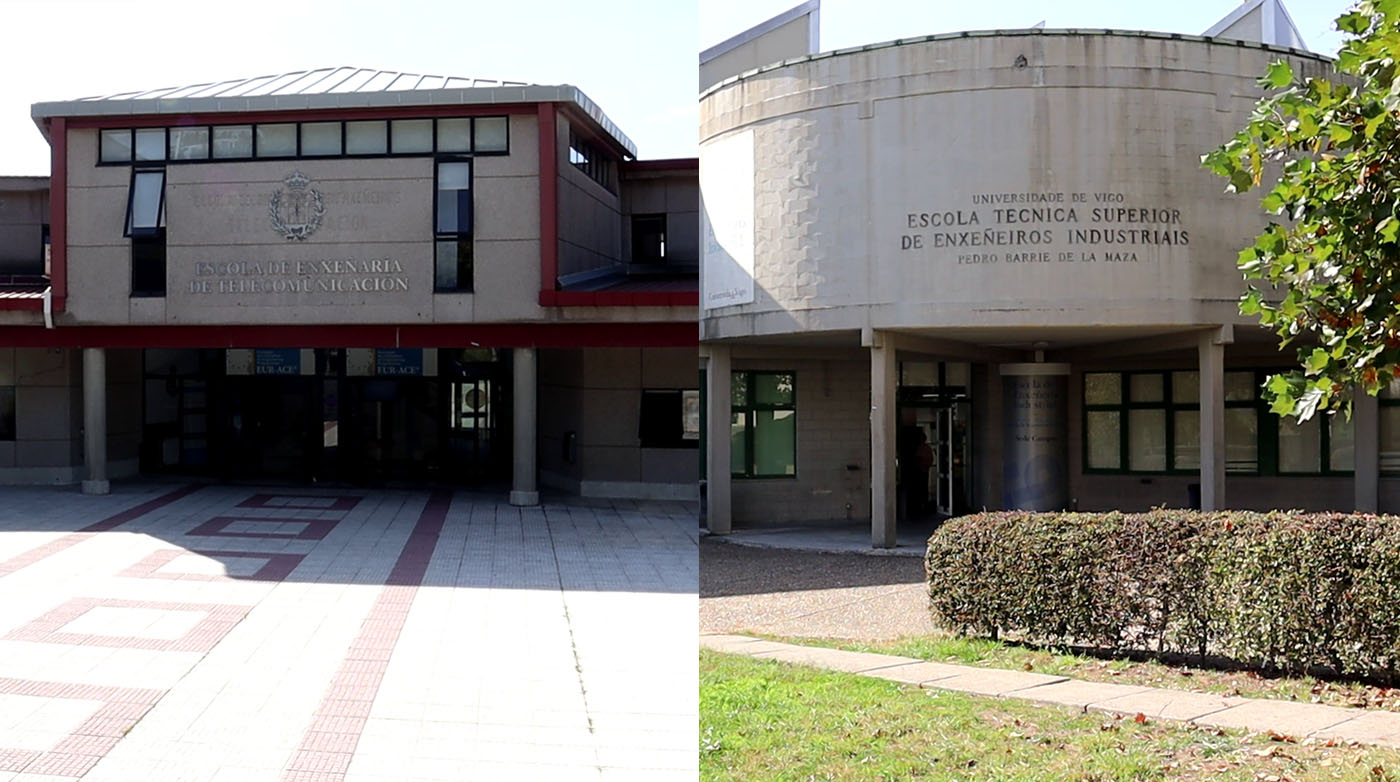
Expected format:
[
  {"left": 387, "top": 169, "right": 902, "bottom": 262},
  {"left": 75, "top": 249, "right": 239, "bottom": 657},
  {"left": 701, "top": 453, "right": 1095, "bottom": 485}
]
[{"left": 1203, "top": 1, "right": 1400, "bottom": 419}]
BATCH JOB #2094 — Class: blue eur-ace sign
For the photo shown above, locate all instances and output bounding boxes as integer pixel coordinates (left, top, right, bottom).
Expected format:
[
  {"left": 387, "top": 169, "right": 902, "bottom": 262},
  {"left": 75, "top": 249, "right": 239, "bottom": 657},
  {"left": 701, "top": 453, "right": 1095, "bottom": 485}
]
[
  {"left": 376, "top": 349, "right": 423, "bottom": 377},
  {"left": 254, "top": 349, "right": 301, "bottom": 376}
]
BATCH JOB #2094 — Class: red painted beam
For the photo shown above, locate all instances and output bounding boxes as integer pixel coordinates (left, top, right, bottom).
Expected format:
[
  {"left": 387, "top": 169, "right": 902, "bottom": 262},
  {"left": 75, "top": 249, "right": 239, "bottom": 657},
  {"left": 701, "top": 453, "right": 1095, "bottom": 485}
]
[
  {"left": 0, "top": 322, "right": 696, "bottom": 349},
  {"left": 537, "top": 103, "right": 559, "bottom": 297},
  {"left": 50, "top": 118, "right": 67, "bottom": 311}
]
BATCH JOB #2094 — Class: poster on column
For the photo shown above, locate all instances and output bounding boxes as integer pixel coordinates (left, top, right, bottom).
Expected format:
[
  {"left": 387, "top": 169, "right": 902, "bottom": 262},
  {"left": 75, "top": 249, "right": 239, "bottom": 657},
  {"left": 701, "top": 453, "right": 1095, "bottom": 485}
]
[
  {"left": 700, "top": 129, "right": 755, "bottom": 310},
  {"left": 1002, "top": 371, "right": 1069, "bottom": 511}
]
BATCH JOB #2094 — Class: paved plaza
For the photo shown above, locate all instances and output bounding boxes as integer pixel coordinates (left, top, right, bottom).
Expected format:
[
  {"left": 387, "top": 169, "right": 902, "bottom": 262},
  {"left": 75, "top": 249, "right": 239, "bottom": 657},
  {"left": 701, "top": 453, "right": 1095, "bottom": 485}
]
[{"left": 0, "top": 483, "right": 697, "bottom": 781}]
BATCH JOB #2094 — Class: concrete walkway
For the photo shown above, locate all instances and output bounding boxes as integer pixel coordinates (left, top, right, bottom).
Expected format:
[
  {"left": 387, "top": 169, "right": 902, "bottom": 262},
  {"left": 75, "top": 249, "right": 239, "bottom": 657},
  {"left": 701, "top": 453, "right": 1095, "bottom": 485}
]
[{"left": 701, "top": 634, "right": 1400, "bottom": 748}]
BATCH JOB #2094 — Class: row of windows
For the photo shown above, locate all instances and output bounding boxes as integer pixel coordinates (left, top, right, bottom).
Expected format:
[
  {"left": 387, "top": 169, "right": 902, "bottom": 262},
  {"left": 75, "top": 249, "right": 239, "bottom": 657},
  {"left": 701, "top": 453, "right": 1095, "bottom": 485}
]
[
  {"left": 122, "top": 157, "right": 476, "bottom": 296},
  {"left": 98, "top": 116, "right": 509, "bottom": 165},
  {"left": 568, "top": 128, "right": 614, "bottom": 192},
  {"left": 1084, "top": 370, "right": 1355, "bottom": 476}
]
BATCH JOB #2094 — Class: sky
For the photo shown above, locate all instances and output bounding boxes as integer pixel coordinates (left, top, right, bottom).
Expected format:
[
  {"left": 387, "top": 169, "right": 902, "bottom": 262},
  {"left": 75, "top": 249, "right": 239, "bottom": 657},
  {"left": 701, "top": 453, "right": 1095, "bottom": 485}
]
[{"left": 0, "top": 0, "right": 1358, "bottom": 176}]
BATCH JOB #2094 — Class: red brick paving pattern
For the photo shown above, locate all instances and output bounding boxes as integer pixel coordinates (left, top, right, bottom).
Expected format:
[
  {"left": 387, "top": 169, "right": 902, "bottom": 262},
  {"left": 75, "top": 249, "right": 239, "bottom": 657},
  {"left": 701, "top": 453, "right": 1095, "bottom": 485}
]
[{"left": 4, "top": 597, "right": 252, "bottom": 653}]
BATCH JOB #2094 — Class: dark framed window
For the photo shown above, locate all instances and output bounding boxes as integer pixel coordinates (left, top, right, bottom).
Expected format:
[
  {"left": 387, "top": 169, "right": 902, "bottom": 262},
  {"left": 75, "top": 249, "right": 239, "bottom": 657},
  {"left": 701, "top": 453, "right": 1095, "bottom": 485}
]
[
  {"left": 434, "top": 158, "right": 473, "bottom": 292},
  {"left": 731, "top": 371, "right": 796, "bottom": 478},
  {"left": 639, "top": 390, "right": 700, "bottom": 449},
  {"left": 0, "top": 386, "right": 13, "bottom": 441},
  {"left": 1083, "top": 369, "right": 1351, "bottom": 476},
  {"left": 99, "top": 117, "right": 510, "bottom": 165},
  {"left": 125, "top": 168, "right": 166, "bottom": 297},
  {"left": 1378, "top": 379, "right": 1400, "bottom": 475},
  {"left": 568, "top": 128, "right": 614, "bottom": 192},
  {"left": 632, "top": 214, "right": 666, "bottom": 264}
]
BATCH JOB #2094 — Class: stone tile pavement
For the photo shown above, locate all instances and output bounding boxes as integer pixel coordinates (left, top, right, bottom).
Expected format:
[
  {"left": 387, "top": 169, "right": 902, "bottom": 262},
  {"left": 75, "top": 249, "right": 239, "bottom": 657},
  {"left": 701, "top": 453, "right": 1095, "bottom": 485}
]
[
  {"left": 702, "top": 634, "right": 1400, "bottom": 748},
  {"left": 0, "top": 482, "right": 697, "bottom": 781}
]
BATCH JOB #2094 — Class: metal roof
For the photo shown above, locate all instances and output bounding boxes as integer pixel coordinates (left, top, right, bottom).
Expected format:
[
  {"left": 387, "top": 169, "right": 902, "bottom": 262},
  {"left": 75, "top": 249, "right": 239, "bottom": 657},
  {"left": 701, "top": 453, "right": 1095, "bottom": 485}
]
[{"left": 31, "top": 67, "right": 636, "bottom": 157}]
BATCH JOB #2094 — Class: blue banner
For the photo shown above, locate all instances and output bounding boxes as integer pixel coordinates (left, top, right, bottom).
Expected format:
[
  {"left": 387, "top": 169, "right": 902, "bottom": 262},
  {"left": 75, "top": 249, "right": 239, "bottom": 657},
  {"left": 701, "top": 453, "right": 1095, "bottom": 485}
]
[
  {"left": 376, "top": 348, "right": 423, "bottom": 377},
  {"left": 254, "top": 349, "right": 301, "bottom": 376}
]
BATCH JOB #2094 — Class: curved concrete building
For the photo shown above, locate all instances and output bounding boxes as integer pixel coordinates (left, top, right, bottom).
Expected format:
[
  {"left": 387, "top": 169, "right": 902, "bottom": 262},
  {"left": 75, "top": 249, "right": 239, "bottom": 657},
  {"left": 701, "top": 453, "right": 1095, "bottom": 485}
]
[{"left": 699, "top": 22, "right": 1390, "bottom": 546}]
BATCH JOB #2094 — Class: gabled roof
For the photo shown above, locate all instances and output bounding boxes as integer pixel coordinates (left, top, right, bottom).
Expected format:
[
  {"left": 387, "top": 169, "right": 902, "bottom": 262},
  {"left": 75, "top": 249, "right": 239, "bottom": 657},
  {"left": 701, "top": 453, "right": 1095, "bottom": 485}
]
[
  {"left": 31, "top": 67, "right": 636, "bottom": 157},
  {"left": 1202, "top": 0, "right": 1310, "bottom": 52}
]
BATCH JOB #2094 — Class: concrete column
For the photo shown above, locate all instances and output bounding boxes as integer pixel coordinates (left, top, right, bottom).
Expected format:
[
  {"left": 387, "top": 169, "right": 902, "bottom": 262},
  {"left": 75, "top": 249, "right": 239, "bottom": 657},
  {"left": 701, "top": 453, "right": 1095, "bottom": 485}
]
[
  {"left": 509, "top": 347, "right": 539, "bottom": 506},
  {"left": 704, "top": 346, "right": 732, "bottom": 534},
  {"left": 1198, "top": 331, "right": 1227, "bottom": 511},
  {"left": 1355, "top": 385, "right": 1380, "bottom": 513},
  {"left": 82, "top": 348, "right": 109, "bottom": 495},
  {"left": 869, "top": 335, "right": 897, "bottom": 548}
]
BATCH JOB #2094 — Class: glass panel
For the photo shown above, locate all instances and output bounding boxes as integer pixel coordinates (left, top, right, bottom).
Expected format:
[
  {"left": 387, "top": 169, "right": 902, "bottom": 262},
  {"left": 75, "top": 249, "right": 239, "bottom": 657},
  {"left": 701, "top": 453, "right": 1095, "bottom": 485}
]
[
  {"left": 730, "top": 372, "right": 747, "bottom": 407},
  {"left": 345, "top": 121, "right": 387, "bottom": 154},
  {"left": 1278, "top": 416, "right": 1321, "bottom": 473},
  {"left": 1329, "top": 413, "right": 1355, "bottom": 472},
  {"left": 1172, "top": 371, "right": 1199, "bottom": 404},
  {"left": 255, "top": 124, "right": 296, "bottom": 157},
  {"left": 754, "top": 373, "right": 794, "bottom": 406},
  {"left": 730, "top": 412, "right": 746, "bottom": 475},
  {"left": 1225, "top": 407, "right": 1259, "bottom": 473},
  {"left": 1085, "top": 410, "right": 1120, "bottom": 470},
  {"left": 437, "top": 118, "right": 472, "bottom": 152},
  {"left": 168, "top": 127, "right": 209, "bottom": 160},
  {"left": 1084, "top": 373, "right": 1120, "bottom": 405},
  {"left": 391, "top": 119, "right": 433, "bottom": 153},
  {"left": 436, "top": 162, "right": 471, "bottom": 234},
  {"left": 1382, "top": 407, "right": 1400, "bottom": 474},
  {"left": 1129, "top": 373, "right": 1163, "bottom": 403},
  {"left": 301, "top": 122, "right": 341, "bottom": 156},
  {"left": 212, "top": 125, "right": 252, "bottom": 158},
  {"left": 438, "top": 161, "right": 470, "bottom": 191},
  {"left": 134, "top": 128, "right": 165, "bottom": 161},
  {"left": 901, "top": 362, "right": 938, "bottom": 388},
  {"left": 1382, "top": 378, "right": 1400, "bottom": 399},
  {"left": 474, "top": 117, "right": 508, "bottom": 151},
  {"left": 753, "top": 410, "right": 796, "bottom": 476},
  {"left": 1127, "top": 409, "right": 1166, "bottom": 471},
  {"left": 434, "top": 240, "right": 459, "bottom": 290},
  {"left": 944, "top": 362, "right": 970, "bottom": 389},
  {"left": 1174, "top": 409, "right": 1200, "bottom": 470},
  {"left": 1225, "top": 372, "right": 1257, "bottom": 401},
  {"left": 100, "top": 130, "right": 132, "bottom": 162},
  {"left": 0, "top": 386, "right": 14, "bottom": 441},
  {"left": 128, "top": 171, "right": 164, "bottom": 231}
]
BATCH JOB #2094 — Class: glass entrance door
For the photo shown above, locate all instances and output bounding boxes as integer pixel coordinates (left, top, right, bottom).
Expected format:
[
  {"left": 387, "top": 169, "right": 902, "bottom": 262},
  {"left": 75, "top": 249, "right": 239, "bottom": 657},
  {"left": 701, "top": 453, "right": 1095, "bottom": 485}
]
[{"left": 900, "top": 401, "right": 972, "bottom": 520}]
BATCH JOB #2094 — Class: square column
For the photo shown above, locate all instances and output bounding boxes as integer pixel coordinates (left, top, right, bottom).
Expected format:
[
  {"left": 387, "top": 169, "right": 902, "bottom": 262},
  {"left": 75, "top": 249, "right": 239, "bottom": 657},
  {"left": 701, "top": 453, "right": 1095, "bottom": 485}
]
[
  {"left": 509, "top": 347, "right": 539, "bottom": 506},
  {"left": 1198, "top": 329, "right": 1228, "bottom": 511},
  {"left": 1355, "top": 385, "right": 1380, "bottom": 513},
  {"left": 704, "top": 346, "right": 732, "bottom": 534},
  {"left": 82, "top": 348, "right": 109, "bottom": 495},
  {"left": 870, "top": 334, "right": 897, "bottom": 548}
]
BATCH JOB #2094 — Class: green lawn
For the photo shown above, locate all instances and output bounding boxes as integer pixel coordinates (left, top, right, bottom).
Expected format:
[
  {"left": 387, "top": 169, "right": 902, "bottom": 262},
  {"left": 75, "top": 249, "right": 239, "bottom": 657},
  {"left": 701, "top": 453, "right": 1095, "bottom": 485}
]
[{"left": 700, "top": 649, "right": 1400, "bottom": 782}]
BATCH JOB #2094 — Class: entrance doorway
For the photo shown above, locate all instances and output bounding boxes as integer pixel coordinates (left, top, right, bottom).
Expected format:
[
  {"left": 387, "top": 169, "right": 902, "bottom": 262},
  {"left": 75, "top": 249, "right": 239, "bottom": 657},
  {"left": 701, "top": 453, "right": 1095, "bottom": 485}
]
[{"left": 898, "top": 360, "right": 973, "bottom": 522}]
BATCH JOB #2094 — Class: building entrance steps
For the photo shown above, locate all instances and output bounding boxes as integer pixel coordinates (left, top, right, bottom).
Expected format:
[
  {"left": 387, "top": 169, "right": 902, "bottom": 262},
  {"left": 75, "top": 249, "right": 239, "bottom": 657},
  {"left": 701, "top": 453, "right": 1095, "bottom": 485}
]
[{"left": 700, "top": 634, "right": 1400, "bottom": 748}]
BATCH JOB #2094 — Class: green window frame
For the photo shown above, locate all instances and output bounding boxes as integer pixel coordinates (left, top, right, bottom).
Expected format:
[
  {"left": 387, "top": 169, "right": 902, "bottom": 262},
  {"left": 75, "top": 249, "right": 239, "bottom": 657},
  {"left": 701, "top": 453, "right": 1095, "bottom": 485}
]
[
  {"left": 730, "top": 370, "right": 796, "bottom": 479},
  {"left": 1083, "top": 369, "right": 1352, "bottom": 477}
]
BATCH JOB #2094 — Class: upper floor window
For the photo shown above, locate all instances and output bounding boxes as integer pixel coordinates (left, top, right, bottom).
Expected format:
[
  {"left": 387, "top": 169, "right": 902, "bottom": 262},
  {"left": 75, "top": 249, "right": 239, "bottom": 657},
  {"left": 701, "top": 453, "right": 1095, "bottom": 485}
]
[
  {"left": 434, "top": 158, "right": 473, "bottom": 292},
  {"left": 125, "top": 168, "right": 166, "bottom": 297},
  {"left": 99, "top": 116, "right": 510, "bottom": 164},
  {"left": 568, "top": 128, "right": 613, "bottom": 192},
  {"left": 631, "top": 214, "right": 666, "bottom": 264}
]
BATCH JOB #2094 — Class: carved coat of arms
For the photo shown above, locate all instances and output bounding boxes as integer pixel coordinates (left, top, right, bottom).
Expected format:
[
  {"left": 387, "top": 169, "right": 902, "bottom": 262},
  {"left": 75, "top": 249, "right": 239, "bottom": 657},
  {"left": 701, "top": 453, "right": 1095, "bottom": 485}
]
[{"left": 269, "top": 171, "right": 325, "bottom": 241}]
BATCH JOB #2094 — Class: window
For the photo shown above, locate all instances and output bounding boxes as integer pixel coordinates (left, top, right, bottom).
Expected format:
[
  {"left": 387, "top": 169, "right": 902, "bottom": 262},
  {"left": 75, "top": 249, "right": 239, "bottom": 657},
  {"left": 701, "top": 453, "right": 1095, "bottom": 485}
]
[
  {"left": 632, "top": 214, "right": 666, "bottom": 264},
  {"left": 1084, "top": 369, "right": 1352, "bottom": 476},
  {"left": 0, "top": 386, "right": 13, "bottom": 441},
  {"left": 98, "top": 117, "right": 510, "bottom": 164},
  {"left": 434, "top": 159, "right": 472, "bottom": 291},
  {"left": 731, "top": 371, "right": 796, "bottom": 478},
  {"left": 301, "top": 123, "right": 341, "bottom": 156},
  {"left": 1379, "top": 379, "right": 1400, "bottom": 474},
  {"left": 125, "top": 168, "right": 166, "bottom": 297},
  {"left": 568, "top": 128, "right": 614, "bottom": 191},
  {"left": 639, "top": 390, "right": 701, "bottom": 449}
]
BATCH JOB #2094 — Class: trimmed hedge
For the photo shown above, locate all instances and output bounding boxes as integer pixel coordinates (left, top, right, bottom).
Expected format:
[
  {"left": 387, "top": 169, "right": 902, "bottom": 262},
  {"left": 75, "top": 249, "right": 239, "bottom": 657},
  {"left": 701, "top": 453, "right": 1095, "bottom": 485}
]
[{"left": 925, "top": 510, "right": 1400, "bottom": 680}]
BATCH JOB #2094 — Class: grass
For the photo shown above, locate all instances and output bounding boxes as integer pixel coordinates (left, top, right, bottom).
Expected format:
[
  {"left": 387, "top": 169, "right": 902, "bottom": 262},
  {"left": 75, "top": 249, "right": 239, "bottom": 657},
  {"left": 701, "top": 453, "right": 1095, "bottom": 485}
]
[
  {"left": 700, "top": 649, "right": 1400, "bottom": 782},
  {"left": 756, "top": 631, "right": 1400, "bottom": 712}
]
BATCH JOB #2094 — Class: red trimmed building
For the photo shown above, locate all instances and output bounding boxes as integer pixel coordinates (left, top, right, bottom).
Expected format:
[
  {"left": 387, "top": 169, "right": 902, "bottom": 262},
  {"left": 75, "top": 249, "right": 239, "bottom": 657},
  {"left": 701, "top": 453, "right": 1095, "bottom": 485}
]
[{"left": 3, "top": 68, "right": 698, "bottom": 499}]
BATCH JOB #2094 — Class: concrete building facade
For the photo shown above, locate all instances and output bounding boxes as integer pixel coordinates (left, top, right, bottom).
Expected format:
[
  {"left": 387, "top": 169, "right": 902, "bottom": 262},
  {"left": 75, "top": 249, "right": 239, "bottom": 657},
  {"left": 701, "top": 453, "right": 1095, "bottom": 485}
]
[
  {"left": 1, "top": 68, "right": 698, "bottom": 500},
  {"left": 699, "top": 5, "right": 1389, "bottom": 545}
]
